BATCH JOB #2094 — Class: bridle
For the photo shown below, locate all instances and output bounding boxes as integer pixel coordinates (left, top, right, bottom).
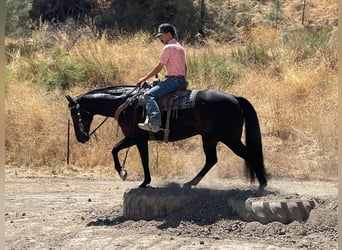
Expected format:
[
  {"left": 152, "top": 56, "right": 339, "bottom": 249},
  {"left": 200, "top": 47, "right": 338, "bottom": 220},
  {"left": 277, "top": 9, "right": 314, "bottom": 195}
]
[
  {"left": 69, "top": 85, "right": 143, "bottom": 138},
  {"left": 68, "top": 85, "right": 144, "bottom": 169},
  {"left": 69, "top": 102, "right": 109, "bottom": 138}
]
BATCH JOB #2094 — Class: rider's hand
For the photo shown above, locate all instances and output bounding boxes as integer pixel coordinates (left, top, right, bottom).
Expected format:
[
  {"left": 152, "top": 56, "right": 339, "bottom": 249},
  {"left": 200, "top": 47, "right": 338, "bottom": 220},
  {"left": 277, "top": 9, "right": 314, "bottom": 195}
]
[{"left": 137, "top": 77, "right": 145, "bottom": 87}]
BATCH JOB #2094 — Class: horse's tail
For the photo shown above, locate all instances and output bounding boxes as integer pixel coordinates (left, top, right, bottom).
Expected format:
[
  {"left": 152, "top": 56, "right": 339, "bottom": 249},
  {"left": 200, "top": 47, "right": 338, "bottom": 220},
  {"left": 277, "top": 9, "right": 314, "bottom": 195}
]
[{"left": 236, "top": 96, "right": 267, "bottom": 188}]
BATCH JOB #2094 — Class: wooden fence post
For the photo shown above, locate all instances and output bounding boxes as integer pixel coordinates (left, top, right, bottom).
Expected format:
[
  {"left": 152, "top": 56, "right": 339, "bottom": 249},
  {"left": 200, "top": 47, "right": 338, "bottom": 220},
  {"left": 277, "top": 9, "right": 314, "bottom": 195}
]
[
  {"left": 67, "top": 119, "right": 70, "bottom": 165},
  {"left": 302, "top": 0, "right": 307, "bottom": 25}
]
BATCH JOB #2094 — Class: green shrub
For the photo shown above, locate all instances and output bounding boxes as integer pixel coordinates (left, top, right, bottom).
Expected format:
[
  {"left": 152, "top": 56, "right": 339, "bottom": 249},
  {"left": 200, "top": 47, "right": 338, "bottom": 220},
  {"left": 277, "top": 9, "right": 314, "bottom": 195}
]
[
  {"left": 187, "top": 51, "right": 240, "bottom": 87},
  {"left": 287, "top": 27, "right": 337, "bottom": 66},
  {"left": 6, "top": 0, "right": 33, "bottom": 36},
  {"left": 266, "top": 0, "right": 283, "bottom": 29},
  {"left": 231, "top": 43, "right": 271, "bottom": 66},
  {"left": 18, "top": 46, "right": 119, "bottom": 90}
]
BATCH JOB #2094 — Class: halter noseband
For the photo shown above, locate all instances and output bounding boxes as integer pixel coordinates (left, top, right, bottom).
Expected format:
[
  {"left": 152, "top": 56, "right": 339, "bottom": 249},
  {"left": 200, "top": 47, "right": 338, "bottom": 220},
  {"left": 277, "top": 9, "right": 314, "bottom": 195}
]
[
  {"left": 69, "top": 102, "right": 92, "bottom": 138},
  {"left": 69, "top": 102, "right": 108, "bottom": 138}
]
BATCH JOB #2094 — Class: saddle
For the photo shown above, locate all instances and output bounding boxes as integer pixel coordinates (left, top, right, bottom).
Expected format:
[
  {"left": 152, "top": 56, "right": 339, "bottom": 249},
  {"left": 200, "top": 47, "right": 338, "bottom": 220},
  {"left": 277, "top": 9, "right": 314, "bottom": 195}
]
[
  {"left": 137, "top": 82, "right": 198, "bottom": 111},
  {"left": 114, "top": 81, "right": 199, "bottom": 142}
]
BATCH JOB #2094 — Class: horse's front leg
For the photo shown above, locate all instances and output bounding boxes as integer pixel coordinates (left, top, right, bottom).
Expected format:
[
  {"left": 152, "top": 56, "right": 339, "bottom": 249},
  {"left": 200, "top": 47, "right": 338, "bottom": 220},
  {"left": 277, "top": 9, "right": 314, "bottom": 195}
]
[
  {"left": 136, "top": 139, "right": 151, "bottom": 188},
  {"left": 112, "top": 136, "right": 135, "bottom": 181}
]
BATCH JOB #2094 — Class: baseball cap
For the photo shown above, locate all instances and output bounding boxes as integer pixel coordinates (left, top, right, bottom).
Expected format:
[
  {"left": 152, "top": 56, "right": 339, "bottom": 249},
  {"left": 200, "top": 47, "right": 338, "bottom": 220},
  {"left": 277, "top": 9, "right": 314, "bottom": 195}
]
[{"left": 155, "top": 23, "right": 175, "bottom": 37}]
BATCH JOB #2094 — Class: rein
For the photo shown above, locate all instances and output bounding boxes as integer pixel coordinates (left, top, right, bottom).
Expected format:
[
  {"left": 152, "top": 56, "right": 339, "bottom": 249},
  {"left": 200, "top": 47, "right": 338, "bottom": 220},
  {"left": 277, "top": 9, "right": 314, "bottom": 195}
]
[
  {"left": 70, "top": 86, "right": 140, "bottom": 137},
  {"left": 70, "top": 86, "right": 143, "bottom": 169},
  {"left": 89, "top": 116, "right": 109, "bottom": 136},
  {"left": 69, "top": 103, "right": 109, "bottom": 138},
  {"left": 114, "top": 86, "right": 142, "bottom": 120},
  {"left": 113, "top": 86, "right": 142, "bottom": 168}
]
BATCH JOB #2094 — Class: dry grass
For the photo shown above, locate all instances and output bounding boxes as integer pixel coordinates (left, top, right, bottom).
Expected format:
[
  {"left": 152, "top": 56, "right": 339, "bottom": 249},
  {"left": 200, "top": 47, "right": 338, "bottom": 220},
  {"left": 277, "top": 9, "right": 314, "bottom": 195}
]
[{"left": 5, "top": 1, "right": 337, "bottom": 182}]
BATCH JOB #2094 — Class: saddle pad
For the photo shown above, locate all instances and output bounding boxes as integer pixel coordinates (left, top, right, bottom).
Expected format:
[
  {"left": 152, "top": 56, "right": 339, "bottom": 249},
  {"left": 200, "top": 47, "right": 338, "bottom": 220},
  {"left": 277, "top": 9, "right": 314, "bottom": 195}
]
[{"left": 138, "top": 89, "right": 199, "bottom": 111}]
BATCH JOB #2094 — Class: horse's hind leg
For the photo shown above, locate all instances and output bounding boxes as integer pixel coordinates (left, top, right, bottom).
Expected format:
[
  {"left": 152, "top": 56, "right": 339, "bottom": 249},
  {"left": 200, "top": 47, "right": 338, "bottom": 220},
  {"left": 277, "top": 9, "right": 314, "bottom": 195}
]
[
  {"left": 224, "top": 140, "right": 267, "bottom": 190},
  {"left": 183, "top": 135, "right": 218, "bottom": 189}
]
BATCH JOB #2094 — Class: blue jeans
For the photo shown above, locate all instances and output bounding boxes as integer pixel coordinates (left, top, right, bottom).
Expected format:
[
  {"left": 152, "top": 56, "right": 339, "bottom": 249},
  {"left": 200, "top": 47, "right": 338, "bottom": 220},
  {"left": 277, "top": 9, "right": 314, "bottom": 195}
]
[{"left": 144, "top": 77, "right": 187, "bottom": 126}]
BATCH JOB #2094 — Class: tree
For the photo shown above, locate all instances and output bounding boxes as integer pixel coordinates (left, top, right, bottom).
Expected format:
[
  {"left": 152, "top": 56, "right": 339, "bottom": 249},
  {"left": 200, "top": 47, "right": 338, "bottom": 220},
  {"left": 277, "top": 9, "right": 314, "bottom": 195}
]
[
  {"left": 6, "top": 0, "right": 33, "bottom": 36},
  {"left": 29, "top": 0, "right": 92, "bottom": 23}
]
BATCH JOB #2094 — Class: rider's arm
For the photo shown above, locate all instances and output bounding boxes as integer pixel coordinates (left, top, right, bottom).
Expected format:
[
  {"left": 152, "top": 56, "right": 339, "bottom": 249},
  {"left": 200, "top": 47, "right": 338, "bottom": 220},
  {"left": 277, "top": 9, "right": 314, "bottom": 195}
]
[{"left": 137, "top": 62, "right": 164, "bottom": 86}]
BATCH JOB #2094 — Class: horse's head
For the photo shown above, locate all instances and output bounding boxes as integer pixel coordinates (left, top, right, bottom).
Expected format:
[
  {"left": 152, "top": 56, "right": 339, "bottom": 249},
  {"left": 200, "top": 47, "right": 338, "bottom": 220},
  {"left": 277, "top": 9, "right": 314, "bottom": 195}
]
[{"left": 66, "top": 95, "right": 93, "bottom": 143}]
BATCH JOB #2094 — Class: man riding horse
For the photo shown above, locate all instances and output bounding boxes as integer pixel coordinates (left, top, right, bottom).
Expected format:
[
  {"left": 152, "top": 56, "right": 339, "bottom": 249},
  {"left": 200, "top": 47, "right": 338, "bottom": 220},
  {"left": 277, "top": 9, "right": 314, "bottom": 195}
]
[
  {"left": 66, "top": 24, "right": 268, "bottom": 190},
  {"left": 137, "top": 23, "right": 188, "bottom": 133}
]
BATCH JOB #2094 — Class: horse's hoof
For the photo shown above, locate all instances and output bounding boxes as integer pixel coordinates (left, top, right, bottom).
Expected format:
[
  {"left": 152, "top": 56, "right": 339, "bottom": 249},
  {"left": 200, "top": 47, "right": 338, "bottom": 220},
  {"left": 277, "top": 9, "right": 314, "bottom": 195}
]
[
  {"left": 138, "top": 183, "right": 151, "bottom": 188},
  {"left": 258, "top": 183, "right": 267, "bottom": 192},
  {"left": 182, "top": 182, "right": 192, "bottom": 189},
  {"left": 120, "top": 170, "right": 128, "bottom": 181}
]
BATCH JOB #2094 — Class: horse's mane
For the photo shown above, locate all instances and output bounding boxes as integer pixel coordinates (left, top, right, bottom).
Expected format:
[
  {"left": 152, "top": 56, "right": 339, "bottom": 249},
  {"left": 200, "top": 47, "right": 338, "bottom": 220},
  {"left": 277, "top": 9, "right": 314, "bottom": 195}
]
[{"left": 77, "top": 85, "right": 136, "bottom": 99}]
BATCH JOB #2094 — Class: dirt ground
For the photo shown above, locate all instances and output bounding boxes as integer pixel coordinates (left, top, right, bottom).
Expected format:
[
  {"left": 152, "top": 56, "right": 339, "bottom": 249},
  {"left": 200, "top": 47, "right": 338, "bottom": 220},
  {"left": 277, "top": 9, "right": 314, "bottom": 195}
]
[{"left": 5, "top": 168, "right": 338, "bottom": 250}]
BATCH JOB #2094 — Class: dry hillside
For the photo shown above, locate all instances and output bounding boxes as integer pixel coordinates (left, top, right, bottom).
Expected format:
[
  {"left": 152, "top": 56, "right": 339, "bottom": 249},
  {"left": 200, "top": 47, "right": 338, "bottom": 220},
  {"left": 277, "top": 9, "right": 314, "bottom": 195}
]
[{"left": 5, "top": 0, "right": 338, "bottom": 182}]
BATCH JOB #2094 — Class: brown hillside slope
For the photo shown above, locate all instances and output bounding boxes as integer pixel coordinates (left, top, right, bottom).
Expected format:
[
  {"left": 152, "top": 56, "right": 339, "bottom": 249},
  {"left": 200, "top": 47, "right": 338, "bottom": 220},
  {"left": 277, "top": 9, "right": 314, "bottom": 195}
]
[{"left": 5, "top": 0, "right": 338, "bottom": 182}]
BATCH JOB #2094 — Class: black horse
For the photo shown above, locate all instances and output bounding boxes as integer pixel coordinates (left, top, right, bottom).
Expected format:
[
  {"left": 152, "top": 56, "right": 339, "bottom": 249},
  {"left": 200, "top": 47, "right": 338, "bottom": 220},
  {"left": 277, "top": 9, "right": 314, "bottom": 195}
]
[{"left": 66, "top": 85, "right": 267, "bottom": 190}]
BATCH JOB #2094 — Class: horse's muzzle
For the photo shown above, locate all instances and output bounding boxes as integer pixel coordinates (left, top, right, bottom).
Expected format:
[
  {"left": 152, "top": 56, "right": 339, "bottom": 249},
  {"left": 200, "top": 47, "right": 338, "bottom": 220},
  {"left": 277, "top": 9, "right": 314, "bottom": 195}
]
[{"left": 77, "top": 133, "right": 90, "bottom": 143}]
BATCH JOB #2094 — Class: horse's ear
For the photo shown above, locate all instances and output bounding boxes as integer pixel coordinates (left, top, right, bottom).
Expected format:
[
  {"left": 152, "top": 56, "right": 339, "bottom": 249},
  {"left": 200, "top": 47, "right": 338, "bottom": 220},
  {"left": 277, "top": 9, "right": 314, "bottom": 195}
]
[{"left": 65, "top": 95, "right": 75, "bottom": 104}]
